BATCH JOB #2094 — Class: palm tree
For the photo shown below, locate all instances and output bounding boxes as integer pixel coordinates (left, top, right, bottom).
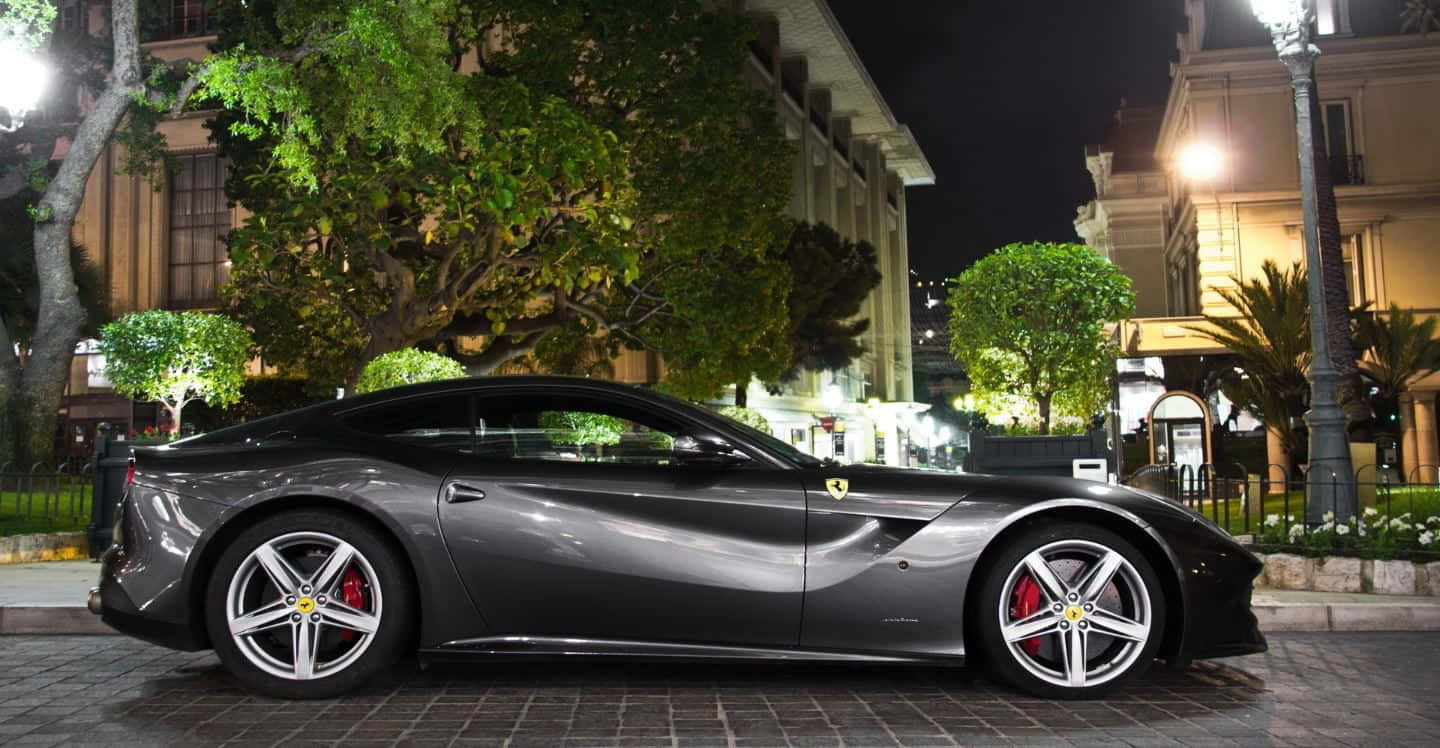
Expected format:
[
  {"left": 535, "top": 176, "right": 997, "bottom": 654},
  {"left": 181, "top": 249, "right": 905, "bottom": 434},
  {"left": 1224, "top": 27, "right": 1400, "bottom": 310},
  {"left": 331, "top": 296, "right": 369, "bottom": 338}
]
[
  {"left": 1355, "top": 304, "right": 1440, "bottom": 402},
  {"left": 1188, "top": 261, "right": 1312, "bottom": 470},
  {"left": 1402, "top": 0, "right": 1440, "bottom": 35}
]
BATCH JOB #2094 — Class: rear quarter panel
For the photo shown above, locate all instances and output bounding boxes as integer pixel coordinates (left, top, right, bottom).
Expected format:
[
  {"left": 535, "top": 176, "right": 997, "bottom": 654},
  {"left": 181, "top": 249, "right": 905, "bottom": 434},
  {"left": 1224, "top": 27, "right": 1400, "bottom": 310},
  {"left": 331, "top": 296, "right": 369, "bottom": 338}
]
[{"left": 131, "top": 441, "right": 485, "bottom": 649}]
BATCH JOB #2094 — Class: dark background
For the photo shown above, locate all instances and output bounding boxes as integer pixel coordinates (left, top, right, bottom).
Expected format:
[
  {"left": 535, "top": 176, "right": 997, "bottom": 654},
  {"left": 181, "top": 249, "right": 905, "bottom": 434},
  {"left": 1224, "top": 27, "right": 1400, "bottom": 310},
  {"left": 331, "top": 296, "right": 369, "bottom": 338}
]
[{"left": 829, "top": 0, "right": 1184, "bottom": 280}]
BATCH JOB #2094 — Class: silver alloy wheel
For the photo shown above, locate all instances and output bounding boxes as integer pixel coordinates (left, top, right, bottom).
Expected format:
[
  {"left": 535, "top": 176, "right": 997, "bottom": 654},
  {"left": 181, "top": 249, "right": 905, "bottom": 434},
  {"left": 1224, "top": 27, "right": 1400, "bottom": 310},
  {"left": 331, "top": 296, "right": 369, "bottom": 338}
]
[
  {"left": 224, "top": 531, "right": 383, "bottom": 681},
  {"left": 997, "top": 539, "right": 1152, "bottom": 689}
]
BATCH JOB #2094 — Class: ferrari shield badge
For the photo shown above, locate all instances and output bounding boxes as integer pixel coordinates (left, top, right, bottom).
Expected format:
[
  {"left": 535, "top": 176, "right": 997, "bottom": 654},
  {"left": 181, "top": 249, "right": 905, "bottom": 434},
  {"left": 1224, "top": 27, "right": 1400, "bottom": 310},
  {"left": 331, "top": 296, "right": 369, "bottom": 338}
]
[{"left": 825, "top": 477, "right": 849, "bottom": 501}]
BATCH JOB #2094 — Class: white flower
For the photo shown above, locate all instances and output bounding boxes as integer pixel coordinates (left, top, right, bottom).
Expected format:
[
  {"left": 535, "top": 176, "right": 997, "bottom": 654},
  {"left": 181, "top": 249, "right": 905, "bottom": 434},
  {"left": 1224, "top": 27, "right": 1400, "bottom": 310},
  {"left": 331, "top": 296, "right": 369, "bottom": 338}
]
[
  {"left": 1288, "top": 524, "right": 1306, "bottom": 541},
  {"left": 1427, "top": 516, "right": 1440, "bottom": 527},
  {"left": 1322, "top": 511, "right": 1335, "bottom": 523},
  {"left": 1265, "top": 514, "right": 1281, "bottom": 528},
  {"left": 1400, "top": 512, "right": 1413, "bottom": 520},
  {"left": 1364, "top": 507, "right": 1378, "bottom": 517},
  {"left": 1335, "top": 524, "right": 1350, "bottom": 536},
  {"left": 1359, "top": 524, "right": 1368, "bottom": 537},
  {"left": 1420, "top": 530, "right": 1435, "bottom": 546},
  {"left": 1390, "top": 518, "right": 1410, "bottom": 531}
]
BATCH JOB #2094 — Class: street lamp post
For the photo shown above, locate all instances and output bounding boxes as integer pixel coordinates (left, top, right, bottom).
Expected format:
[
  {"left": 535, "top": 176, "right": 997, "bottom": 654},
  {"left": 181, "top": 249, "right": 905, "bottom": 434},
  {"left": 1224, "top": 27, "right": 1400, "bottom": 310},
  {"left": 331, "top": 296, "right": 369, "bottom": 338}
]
[{"left": 1250, "top": 0, "right": 1357, "bottom": 521}]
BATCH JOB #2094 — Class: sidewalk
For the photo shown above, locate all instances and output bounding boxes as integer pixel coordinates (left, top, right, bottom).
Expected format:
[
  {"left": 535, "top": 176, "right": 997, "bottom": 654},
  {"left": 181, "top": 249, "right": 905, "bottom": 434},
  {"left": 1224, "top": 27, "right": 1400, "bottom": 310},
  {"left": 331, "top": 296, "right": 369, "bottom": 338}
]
[
  {"left": 2, "top": 560, "right": 1439, "bottom": 635},
  {"left": 0, "top": 559, "right": 111, "bottom": 635}
]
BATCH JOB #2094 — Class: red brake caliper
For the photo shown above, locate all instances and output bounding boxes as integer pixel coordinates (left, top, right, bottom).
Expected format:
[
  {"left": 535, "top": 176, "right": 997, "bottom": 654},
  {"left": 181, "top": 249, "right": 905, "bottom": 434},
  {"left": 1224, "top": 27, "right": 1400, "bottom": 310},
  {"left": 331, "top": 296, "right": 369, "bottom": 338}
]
[
  {"left": 1009, "top": 575, "right": 1043, "bottom": 656},
  {"left": 339, "top": 568, "right": 367, "bottom": 642}
]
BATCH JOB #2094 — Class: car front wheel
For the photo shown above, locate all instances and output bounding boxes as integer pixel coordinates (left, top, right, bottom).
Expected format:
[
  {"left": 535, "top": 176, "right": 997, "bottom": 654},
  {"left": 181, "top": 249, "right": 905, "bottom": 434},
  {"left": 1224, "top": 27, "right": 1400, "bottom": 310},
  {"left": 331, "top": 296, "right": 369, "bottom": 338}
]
[
  {"left": 205, "top": 509, "right": 413, "bottom": 699},
  {"left": 975, "top": 521, "right": 1164, "bottom": 699}
]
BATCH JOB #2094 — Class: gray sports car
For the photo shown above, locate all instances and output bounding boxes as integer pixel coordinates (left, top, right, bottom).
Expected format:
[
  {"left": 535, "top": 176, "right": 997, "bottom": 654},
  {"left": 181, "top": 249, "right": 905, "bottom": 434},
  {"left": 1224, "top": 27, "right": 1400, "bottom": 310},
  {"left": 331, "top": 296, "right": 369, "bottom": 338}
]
[{"left": 92, "top": 376, "right": 1264, "bottom": 699}]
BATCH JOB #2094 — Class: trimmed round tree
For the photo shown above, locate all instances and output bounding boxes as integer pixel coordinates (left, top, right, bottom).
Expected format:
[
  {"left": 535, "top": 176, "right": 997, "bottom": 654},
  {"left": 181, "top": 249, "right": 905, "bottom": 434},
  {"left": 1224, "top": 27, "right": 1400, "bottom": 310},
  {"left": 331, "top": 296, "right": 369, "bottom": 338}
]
[
  {"left": 99, "top": 310, "right": 253, "bottom": 435},
  {"left": 354, "top": 349, "right": 465, "bottom": 394},
  {"left": 947, "top": 242, "right": 1135, "bottom": 435}
]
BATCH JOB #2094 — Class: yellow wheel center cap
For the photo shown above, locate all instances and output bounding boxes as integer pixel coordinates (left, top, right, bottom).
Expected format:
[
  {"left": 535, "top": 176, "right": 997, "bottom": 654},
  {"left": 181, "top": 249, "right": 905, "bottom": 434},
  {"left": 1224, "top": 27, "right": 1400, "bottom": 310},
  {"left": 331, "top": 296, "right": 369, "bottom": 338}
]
[
  {"left": 296, "top": 597, "right": 315, "bottom": 614},
  {"left": 1064, "top": 605, "right": 1084, "bottom": 622}
]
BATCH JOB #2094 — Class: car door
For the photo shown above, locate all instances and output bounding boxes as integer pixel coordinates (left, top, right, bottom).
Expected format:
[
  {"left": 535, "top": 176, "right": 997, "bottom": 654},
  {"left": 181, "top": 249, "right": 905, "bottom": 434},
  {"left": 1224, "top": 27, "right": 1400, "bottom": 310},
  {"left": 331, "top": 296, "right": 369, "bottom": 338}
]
[{"left": 437, "top": 389, "right": 807, "bottom": 647}]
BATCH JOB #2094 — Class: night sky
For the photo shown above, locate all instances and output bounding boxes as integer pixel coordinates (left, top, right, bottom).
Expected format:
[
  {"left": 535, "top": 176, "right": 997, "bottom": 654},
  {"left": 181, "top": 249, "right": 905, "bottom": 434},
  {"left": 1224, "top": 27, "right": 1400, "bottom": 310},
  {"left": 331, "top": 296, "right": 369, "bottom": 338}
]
[{"left": 828, "top": 0, "right": 1183, "bottom": 280}]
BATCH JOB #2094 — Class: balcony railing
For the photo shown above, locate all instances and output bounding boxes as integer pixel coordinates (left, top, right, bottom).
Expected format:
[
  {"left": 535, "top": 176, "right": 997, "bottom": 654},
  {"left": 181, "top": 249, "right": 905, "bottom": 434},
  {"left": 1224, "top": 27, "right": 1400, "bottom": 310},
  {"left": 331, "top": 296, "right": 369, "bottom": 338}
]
[{"left": 1330, "top": 154, "right": 1364, "bottom": 186}]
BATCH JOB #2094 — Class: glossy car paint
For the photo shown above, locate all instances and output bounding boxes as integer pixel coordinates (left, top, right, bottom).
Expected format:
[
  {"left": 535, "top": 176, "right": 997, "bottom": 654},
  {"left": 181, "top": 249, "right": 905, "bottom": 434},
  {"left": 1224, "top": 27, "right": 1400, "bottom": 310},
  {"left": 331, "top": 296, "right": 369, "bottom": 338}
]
[{"left": 95, "top": 376, "right": 1264, "bottom": 667}]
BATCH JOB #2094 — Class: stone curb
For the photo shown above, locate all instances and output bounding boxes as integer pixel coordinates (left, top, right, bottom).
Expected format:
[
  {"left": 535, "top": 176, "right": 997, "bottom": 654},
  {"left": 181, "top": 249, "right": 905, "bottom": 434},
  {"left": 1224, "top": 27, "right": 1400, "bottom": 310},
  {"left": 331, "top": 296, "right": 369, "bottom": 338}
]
[
  {"left": 4, "top": 602, "right": 1439, "bottom": 637},
  {"left": 0, "top": 533, "right": 89, "bottom": 565},
  {"left": 0, "top": 605, "right": 113, "bottom": 635},
  {"left": 1252, "top": 601, "right": 1440, "bottom": 632}
]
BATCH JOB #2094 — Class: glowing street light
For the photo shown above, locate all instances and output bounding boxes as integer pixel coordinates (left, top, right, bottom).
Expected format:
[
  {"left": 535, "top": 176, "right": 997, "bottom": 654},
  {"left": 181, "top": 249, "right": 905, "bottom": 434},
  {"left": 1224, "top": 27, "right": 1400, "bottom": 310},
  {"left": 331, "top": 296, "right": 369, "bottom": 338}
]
[
  {"left": 1178, "top": 143, "right": 1223, "bottom": 182},
  {"left": 0, "top": 30, "right": 50, "bottom": 132},
  {"left": 820, "top": 383, "right": 843, "bottom": 413}
]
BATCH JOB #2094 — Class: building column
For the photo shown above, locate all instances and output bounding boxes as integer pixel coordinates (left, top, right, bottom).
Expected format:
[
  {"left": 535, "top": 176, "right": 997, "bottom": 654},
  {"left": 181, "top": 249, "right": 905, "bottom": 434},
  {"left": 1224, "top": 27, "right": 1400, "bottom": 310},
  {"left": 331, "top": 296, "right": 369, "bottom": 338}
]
[
  {"left": 1413, "top": 390, "right": 1439, "bottom": 484},
  {"left": 1265, "top": 424, "right": 1291, "bottom": 493},
  {"left": 1399, "top": 392, "right": 1419, "bottom": 481}
]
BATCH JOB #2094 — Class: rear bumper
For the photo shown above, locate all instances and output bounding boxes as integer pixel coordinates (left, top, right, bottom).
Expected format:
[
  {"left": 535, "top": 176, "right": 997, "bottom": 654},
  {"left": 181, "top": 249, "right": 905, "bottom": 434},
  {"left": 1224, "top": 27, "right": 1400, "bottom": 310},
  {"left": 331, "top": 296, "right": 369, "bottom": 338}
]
[
  {"left": 92, "top": 484, "right": 225, "bottom": 652},
  {"left": 96, "top": 563, "right": 207, "bottom": 651}
]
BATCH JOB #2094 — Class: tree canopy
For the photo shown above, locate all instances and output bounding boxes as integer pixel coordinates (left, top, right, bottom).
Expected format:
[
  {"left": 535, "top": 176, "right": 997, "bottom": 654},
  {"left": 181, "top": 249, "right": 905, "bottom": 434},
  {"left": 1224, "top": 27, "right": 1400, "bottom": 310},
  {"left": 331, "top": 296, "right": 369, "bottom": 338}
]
[
  {"left": 209, "top": 0, "right": 795, "bottom": 392},
  {"left": 946, "top": 242, "right": 1134, "bottom": 434},
  {"left": 355, "top": 349, "right": 466, "bottom": 394},
  {"left": 98, "top": 310, "right": 253, "bottom": 433},
  {"left": 778, "top": 222, "right": 883, "bottom": 379}
]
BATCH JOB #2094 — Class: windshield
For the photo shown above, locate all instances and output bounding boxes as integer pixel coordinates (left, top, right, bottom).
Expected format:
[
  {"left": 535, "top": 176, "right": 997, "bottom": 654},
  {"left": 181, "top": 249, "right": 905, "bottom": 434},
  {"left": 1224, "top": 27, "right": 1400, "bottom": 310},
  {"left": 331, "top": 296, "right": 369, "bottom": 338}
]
[
  {"left": 716, "top": 415, "right": 827, "bottom": 467},
  {"left": 635, "top": 386, "right": 826, "bottom": 467}
]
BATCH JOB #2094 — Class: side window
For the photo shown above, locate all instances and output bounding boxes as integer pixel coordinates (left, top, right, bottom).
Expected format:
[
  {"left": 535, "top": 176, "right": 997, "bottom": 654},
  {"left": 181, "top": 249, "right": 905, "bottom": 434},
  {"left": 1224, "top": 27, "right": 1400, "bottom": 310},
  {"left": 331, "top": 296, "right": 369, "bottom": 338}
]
[
  {"left": 344, "top": 395, "right": 474, "bottom": 454},
  {"left": 472, "top": 395, "right": 682, "bottom": 466}
]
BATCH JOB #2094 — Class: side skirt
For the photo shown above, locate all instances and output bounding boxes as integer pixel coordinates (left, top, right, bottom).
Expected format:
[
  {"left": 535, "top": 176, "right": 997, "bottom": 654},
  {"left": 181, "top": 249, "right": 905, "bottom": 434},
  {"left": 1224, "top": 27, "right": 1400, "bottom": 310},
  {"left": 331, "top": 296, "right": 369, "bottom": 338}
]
[{"left": 420, "top": 636, "right": 966, "bottom": 666}]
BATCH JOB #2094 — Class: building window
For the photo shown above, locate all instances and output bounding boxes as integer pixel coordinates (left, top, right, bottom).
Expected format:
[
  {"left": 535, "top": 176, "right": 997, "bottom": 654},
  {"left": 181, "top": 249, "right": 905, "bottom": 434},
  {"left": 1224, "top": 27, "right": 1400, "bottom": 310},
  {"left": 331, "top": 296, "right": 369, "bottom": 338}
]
[
  {"left": 1341, "top": 233, "right": 1365, "bottom": 305},
  {"left": 1315, "top": 0, "right": 1351, "bottom": 36},
  {"left": 168, "top": 153, "right": 231, "bottom": 307},
  {"left": 57, "top": 1, "right": 82, "bottom": 34},
  {"left": 1321, "top": 100, "right": 1362, "bottom": 186},
  {"left": 143, "top": 0, "right": 218, "bottom": 41}
]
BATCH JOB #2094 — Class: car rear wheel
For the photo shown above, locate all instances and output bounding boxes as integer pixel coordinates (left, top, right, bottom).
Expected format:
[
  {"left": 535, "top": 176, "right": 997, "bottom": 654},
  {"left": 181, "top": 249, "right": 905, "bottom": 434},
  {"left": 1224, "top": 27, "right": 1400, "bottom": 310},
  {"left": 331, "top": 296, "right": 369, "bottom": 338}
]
[
  {"left": 974, "top": 521, "right": 1164, "bottom": 699},
  {"left": 205, "top": 510, "right": 413, "bottom": 699}
]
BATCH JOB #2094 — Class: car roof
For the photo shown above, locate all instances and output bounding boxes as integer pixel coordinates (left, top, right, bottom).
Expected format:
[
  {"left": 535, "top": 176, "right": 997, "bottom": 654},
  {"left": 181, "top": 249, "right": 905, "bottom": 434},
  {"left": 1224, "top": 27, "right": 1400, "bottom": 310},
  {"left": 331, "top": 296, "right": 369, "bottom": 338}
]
[{"left": 328, "top": 376, "right": 659, "bottom": 413}]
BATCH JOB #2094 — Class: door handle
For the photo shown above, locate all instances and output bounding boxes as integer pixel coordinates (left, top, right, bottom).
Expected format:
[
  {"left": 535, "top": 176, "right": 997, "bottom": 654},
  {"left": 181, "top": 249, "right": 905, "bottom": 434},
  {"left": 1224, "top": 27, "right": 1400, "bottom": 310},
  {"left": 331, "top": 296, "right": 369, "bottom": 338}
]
[{"left": 445, "top": 482, "right": 487, "bottom": 504}]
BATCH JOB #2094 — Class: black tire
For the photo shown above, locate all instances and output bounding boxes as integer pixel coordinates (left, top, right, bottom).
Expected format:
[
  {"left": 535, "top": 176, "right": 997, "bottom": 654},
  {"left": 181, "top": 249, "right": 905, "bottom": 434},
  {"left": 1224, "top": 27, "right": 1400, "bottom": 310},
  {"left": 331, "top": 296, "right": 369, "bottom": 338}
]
[
  {"left": 205, "top": 509, "right": 414, "bottom": 699},
  {"left": 973, "top": 520, "right": 1165, "bottom": 699}
]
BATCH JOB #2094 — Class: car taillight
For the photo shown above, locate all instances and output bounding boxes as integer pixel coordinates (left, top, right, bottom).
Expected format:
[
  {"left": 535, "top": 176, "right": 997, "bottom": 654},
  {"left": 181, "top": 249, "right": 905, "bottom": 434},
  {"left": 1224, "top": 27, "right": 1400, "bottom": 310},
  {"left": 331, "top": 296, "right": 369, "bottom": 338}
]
[{"left": 124, "top": 458, "right": 136, "bottom": 488}]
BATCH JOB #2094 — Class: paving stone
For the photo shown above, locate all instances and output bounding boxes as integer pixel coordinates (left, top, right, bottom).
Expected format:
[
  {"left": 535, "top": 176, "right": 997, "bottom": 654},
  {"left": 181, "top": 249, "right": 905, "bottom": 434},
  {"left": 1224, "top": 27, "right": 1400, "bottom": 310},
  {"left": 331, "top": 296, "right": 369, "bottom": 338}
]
[{"left": 0, "top": 634, "right": 1438, "bottom": 745}]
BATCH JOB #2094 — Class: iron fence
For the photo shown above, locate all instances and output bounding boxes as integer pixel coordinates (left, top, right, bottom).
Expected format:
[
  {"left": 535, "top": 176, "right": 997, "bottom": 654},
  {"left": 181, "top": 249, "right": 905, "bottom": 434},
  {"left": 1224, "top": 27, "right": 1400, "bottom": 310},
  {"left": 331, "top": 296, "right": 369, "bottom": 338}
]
[
  {"left": 0, "top": 461, "right": 95, "bottom": 528},
  {"left": 1123, "top": 462, "right": 1440, "bottom": 541}
]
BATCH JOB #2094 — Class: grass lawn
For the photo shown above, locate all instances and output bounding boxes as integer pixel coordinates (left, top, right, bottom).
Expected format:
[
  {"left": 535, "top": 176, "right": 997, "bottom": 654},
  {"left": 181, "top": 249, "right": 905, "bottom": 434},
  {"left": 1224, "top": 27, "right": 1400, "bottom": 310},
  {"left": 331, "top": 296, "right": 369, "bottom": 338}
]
[
  {"left": 1178, "top": 483, "right": 1440, "bottom": 536},
  {"left": 0, "top": 483, "right": 93, "bottom": 537}
]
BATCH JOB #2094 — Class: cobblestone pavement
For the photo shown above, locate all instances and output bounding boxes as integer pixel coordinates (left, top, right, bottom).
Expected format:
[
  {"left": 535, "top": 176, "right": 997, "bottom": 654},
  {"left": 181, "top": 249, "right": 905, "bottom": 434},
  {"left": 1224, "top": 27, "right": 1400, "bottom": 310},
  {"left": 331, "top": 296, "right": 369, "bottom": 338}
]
[{"left": 0, "top": 633, "right": 1437, "bottom": 747}]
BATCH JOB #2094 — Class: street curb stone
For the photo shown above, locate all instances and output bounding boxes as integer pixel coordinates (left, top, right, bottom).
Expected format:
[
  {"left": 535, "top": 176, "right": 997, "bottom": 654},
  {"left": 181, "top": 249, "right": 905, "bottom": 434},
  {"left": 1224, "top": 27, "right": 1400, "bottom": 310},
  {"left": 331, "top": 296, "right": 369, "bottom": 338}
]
[{"left": 0, "top": 533, "right": 88, "bottom": 564}]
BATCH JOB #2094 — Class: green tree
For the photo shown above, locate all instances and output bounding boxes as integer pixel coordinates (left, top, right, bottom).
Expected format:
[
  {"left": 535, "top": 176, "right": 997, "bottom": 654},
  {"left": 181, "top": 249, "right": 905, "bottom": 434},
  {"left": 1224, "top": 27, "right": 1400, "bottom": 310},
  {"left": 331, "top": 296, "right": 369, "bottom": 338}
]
[
  {"left": 757, "top": 221, "right": 882, "bottom": 403},
  {"left": 0, "top": 0, "right": 326, "bottom": 465},
  {"left": 210, "top": 0, "right": 794, "bottom": 393},
  {"left": 1189, "top": 261, "right": 1312, "bottom": 465},
  {"left": 354, "top": 349, "right": 465, "bottom": 395},
  {"left": 946, "top": 242, "right": 1134, "bottom": 434},
  {"left": 98, "top": 311, "right": 253, "bottom": 434},
  {"left": 1356, "top": 304, "right": 1440, "bottom": 406}
]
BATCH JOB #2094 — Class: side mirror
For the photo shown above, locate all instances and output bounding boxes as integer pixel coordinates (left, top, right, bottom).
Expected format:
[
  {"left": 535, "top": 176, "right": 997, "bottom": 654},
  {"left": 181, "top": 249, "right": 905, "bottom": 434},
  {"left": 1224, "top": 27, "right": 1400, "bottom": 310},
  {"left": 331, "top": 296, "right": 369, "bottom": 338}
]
[{"left": 672, "top": 435, "right": 749, "bottom": 467}]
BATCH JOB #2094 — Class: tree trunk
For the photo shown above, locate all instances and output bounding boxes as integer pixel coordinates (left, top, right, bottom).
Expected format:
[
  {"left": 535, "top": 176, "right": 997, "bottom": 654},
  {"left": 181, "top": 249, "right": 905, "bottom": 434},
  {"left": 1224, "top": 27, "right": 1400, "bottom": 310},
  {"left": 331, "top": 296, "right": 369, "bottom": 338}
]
[
  {"left": 1036, "top": 392, "right": 1053, "bottom": 436},
  {"left": 16, "top": 0, "right": 144, "bottom": 466},
  {"left": 735, "top": 381, "right": 748, "bottom": 408},
  {"left": 1307, "top": 80, "right": 1368, "bottom": 430},
  {"left": 0, "top": 319, "right": 18, "bottom": 466}
]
